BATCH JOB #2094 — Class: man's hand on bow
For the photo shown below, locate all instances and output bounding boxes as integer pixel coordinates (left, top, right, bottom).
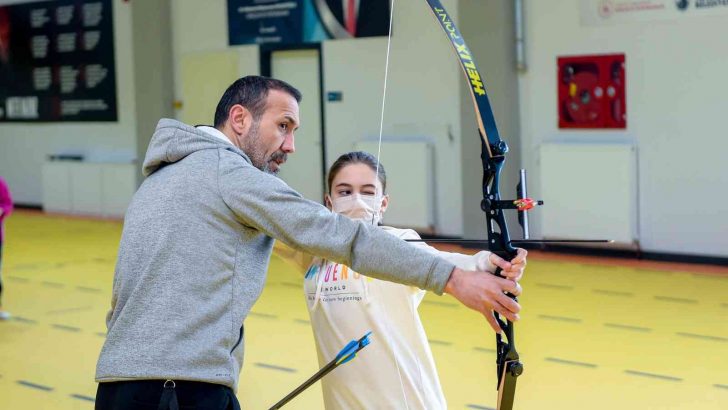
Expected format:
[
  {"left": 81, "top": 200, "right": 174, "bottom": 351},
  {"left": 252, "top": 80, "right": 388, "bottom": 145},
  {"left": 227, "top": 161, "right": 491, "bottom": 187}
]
[{"left": 444, "top": 267, "right": 522, "bottom": 333}]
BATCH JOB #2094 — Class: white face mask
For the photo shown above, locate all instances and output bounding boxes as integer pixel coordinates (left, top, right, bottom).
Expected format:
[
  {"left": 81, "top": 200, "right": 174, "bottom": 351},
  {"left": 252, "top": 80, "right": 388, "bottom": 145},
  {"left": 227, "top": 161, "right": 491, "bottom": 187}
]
[{"left": 331, "top": 194, "right": 384, "bottom": 225}]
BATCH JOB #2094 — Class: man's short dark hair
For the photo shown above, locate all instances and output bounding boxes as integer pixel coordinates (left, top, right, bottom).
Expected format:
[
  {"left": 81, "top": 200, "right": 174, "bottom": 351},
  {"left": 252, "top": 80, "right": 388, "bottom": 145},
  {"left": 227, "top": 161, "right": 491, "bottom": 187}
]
[{"left": 213, "top": 76, "right": 302, "bottom": 128}]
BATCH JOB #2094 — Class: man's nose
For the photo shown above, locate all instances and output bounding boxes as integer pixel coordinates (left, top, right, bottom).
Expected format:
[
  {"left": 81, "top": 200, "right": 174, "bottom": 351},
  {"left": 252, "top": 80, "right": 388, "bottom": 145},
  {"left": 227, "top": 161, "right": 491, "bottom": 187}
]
[{"left": 282, "top": 134, "right": 295, "bottom": 153}]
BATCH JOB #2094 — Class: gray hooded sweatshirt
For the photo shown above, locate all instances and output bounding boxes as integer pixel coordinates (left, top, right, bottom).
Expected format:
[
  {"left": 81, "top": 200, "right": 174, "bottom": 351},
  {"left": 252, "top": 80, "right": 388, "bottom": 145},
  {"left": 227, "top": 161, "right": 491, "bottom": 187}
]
[{"left": 95, "top": 119, "right": 455, "bottom": 391}]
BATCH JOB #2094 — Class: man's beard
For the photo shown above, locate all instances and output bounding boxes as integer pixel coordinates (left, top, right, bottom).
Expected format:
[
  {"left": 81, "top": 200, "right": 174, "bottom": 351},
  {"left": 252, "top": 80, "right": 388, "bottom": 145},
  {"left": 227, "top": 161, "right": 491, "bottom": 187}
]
[
  {"left": 265, "top": 151, "right": 287, "bottom": 175},
  {"left": 240, "top": 120, "right": 287, "bottom": 175}
]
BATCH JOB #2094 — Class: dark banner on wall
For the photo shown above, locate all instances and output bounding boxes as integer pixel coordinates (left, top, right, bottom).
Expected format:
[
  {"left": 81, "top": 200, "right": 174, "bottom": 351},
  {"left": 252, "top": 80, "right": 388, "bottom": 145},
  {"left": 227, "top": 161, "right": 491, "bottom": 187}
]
[
  {"left": 0, "top": 0, "right": 117, "bottom": 122},
  {"left": 227, "top": 0, "right": 389, "bottom": 46}
]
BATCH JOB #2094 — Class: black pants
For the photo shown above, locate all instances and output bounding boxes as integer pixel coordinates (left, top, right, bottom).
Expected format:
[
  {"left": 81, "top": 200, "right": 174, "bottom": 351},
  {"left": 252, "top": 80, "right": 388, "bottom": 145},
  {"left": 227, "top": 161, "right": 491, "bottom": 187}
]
[{"left": 95, "top": 380, "right": 241, "bottom": 410}]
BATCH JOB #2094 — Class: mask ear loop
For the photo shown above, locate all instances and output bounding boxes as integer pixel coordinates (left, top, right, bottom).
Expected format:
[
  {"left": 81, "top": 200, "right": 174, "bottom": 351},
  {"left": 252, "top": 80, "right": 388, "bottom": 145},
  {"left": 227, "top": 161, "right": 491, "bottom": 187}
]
[{"left": 370, "top": 197, "right": 380, "bottom": 226}]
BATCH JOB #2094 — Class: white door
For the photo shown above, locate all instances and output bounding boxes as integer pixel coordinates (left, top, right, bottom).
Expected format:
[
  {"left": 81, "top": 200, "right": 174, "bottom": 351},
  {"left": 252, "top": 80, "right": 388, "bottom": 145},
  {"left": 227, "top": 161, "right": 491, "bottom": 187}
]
[{"left": 271, "top": 49, "right": 325, "bottom": 203}]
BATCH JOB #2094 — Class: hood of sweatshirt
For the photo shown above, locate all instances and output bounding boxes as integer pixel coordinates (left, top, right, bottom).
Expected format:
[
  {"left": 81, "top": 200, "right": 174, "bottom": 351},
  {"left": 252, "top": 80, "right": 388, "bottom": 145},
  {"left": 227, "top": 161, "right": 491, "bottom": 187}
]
[{"left": 142, "top": 118, "right": 252, "bottom": 177}]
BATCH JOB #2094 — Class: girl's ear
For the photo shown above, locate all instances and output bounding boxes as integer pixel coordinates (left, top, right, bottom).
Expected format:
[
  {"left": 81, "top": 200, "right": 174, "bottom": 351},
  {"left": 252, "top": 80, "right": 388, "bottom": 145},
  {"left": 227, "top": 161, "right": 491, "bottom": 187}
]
[
  {"left": 324, "top": 194, "right": 333, "bottom": 210},
  {"left": 380, "top": 194, "right": 389, "bottom": 214}
]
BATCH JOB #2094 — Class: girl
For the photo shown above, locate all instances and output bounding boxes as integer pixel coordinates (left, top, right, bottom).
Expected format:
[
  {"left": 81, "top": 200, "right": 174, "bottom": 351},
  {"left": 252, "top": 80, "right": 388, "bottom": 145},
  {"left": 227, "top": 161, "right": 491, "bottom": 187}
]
[{"left": 302, "top": 151, "right": 526, "bottom": 409}]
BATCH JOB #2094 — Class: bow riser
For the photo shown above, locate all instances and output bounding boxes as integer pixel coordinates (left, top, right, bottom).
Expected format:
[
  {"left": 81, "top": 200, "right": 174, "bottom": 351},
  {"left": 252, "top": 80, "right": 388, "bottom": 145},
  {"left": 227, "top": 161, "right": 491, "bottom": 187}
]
[{"left": 482, "top": 151, "right": 522, "bottom": 410}]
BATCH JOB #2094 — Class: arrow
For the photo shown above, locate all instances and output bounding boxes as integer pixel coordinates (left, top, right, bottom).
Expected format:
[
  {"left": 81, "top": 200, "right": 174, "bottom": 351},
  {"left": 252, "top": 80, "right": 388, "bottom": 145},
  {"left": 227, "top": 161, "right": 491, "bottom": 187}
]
[{"left": 269, "top": 331, "right": 373, "bottom": 409}]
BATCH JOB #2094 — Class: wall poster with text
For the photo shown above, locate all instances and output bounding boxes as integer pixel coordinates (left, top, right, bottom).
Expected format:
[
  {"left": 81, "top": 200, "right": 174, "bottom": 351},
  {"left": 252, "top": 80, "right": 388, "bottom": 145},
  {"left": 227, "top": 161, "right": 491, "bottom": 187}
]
[{"left": 0, "top": 0, "right": 117, "bottom": 122}]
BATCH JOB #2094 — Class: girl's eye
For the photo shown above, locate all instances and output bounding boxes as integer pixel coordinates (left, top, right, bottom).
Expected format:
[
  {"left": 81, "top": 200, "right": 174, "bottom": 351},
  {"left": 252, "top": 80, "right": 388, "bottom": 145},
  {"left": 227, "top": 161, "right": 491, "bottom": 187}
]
[
  {"left": 337, "top": 189, "right": 352, "bottom": 196},
  {"left": 362, "top": 190, "right": 376, "bottom": 196}
]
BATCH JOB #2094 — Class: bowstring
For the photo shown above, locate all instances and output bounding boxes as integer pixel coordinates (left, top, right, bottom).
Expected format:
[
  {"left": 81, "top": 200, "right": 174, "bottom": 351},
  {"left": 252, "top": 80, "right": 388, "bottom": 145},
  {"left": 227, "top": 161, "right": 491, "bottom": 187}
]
[{"left": 373, "top": 0, "right": 395, "bottom": 224}]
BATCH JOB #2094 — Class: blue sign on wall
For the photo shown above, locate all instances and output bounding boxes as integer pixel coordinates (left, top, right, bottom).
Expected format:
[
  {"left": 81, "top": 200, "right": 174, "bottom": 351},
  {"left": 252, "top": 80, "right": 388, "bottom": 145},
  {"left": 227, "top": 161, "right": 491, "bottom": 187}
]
[
  {"left": 227, "top": 0, "right": 304, "bottom": 45},
  {"left": 227, "top": 0, "right": 390, "bottom": 46}
]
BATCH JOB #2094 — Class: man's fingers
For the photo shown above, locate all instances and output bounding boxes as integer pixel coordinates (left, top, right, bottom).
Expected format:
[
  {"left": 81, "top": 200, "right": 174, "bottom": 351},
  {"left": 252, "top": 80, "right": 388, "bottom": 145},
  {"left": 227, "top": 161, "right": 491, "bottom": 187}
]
[
  {"left": 448, "top": 268, "right": 524, "bottom": 332},
  {"left": 490, "top": 299, "right": 519, "bottom": 322},
  {"left": 483, "top": 311, "right": 502, "bottom": 333},
  {"left": 497, "top": 277, "right": 522, "bottom": 296},
  {"left": 495, "top": 293, "right": 521, "bottom": 316}
]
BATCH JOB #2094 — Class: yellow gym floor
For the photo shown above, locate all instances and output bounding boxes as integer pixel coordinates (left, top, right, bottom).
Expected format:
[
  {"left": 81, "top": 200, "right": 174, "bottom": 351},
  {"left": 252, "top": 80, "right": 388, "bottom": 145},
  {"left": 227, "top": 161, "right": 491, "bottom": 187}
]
[{"left": 0, "top": 211, "right": 726, "bottom": 409}]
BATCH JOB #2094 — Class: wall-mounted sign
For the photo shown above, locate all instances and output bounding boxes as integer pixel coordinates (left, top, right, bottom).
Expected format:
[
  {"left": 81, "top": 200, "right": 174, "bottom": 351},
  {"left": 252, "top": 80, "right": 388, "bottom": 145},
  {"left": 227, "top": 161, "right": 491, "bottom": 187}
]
[
  {"left": 326, "top": 91, "right": 342, "bottom": 102},
  {"left": 227, "top": 0, "right": 389, "bottom": 46},
  {"left": 0, "top": 0, "right": 117, "bottom": 122},
  {"left": 581, "top": 0, "right": 728, "bottom": 26}
]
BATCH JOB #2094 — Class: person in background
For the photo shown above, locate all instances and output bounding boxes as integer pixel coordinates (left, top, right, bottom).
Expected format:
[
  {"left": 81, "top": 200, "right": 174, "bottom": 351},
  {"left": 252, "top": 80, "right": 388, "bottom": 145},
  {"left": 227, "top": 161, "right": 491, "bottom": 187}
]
[
  {"left": 0, "top": 175, "right": 14, "bottom": 320},
  {"left": 304, "top": 151, "right": 527, "bottom": 409}
]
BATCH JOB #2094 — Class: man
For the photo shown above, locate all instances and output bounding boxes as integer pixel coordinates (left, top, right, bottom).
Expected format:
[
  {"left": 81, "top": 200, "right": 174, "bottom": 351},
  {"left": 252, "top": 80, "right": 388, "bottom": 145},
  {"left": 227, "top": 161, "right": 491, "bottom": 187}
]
[{"left": 95, "top": 76, "right": 525, "bottom": 409}]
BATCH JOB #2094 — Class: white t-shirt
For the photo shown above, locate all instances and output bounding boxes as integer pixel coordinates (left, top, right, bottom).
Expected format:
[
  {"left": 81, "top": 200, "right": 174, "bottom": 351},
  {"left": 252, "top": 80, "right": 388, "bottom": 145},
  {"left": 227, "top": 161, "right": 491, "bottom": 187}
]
[{"left": 303, "top": 226, "right": 494, "bottom": 409}]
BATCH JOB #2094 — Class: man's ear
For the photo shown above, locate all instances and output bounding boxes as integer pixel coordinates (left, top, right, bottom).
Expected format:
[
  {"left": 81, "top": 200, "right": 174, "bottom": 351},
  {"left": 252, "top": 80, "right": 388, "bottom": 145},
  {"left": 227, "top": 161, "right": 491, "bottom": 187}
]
[{"left": 228, "top": 104, "right": 252, "bottom": 136}]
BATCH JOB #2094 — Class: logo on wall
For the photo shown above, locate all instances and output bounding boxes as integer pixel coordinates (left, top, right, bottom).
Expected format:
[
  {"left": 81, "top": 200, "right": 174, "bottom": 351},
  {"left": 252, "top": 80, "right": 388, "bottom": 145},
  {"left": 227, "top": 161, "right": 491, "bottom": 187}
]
[
  {"left": 314, "top": 0, "right": 389, "bottom": 39},
  {"left": 599, "top": 0, "right": 615, "bottom": 17},
  {"left": 583, "top": 0, "right": 728, "bottom": 25}
]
